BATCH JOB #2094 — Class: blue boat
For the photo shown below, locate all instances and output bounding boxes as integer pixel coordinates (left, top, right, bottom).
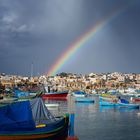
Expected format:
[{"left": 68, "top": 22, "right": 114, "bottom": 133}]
[
  {"left": 99, "top": 101, "right": 117, "bottom": 106},
  {"left": 75, "top": 97, "right": 94, "bottom": 103},
  {"left": 99, "top": 100, "right": 139, "bottom": 109},
  {"left": 99, "top": 96, "right": 118, "bottom": 106},
  {"left": 14, "top": 89, "right": 37, "bottom": 100},
  {"left": 117, "top": 102, "right": 139, "bottom": 109},
  {"left": 14, "top": 89, "right": 31, "bottom": 97},
  {"left": 72, "top": 91, "right": 87, "bottom": 97},
  {"left": 0, "top": 97, "right": 69, "bottom": 140}
]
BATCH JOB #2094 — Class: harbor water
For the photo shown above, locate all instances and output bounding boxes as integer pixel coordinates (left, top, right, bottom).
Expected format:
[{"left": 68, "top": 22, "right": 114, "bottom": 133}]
[{"left": 46, "top": 96, "right": 140, "bottom": 140}]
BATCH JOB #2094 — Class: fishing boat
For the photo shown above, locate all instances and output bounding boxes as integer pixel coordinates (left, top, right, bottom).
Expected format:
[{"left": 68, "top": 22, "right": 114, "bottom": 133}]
[
  {"left": 75, "top": 97, "right": 94, "bottom": 103},
  {"left": 0, "top": 97, "right": 69, "bottom": 140},
  {"left": 131, "top": 97, "right": 140, "bottom": 103},
  {"left": 41, "top": 85, "right": 69, "bottom": 100},
  {"left": 42, "top": 90, "right": 69, "bottom": 100},
  {"left": 99, "top": 100, "right": 139, "bottom": 109},
  {"left": 72, "top": 91, "right": 87, "bottom": 97},
  {"left": 118, "top": 102, "right": 139, "bottom": 109},
  {"left": 45, "top": 103, "right": 59, "bottom": 110},
  {"left": 14, "top": 89, "right": 38, "bottom": 100},
  {"left": 99, "top": 101, "right": 117, "bottom": 106},
  {"left": 99, "top": 96, "right": 118, "bottom": 102},
  {"left": 100, "top": 94, "right": 116, "bottom": 98}
]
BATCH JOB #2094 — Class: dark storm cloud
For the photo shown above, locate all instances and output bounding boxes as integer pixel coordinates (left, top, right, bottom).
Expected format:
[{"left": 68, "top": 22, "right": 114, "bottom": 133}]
[{"left": 0, "top": 0, "right": 140, "bottom": 75}]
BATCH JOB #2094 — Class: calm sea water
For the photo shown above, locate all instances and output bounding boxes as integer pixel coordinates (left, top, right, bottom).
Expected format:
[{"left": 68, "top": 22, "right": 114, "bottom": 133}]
[{"left": 47, "top": 96, "right": 140, "bottom": 140}]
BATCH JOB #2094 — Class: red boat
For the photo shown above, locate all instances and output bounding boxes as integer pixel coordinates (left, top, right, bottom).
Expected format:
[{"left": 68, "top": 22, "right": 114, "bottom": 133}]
[
  {"left": 42, "top": 90, "right": 69, "bottom": 100},
  {"left": 133, "top": 98, "right": 140, "bottom": 102}
]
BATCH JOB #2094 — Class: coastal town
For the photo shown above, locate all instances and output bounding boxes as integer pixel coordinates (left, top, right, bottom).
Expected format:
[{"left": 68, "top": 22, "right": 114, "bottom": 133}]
[
  {"left": 1, "top": 72, "right": 140, "bottom": 94},
  {"left": 0, "top": 72, "right": 140, "bottom": 139}
]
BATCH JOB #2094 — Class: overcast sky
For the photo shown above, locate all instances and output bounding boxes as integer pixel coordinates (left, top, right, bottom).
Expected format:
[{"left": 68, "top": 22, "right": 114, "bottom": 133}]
[{"left": 0, "top": 0, "right": 140, "bottom": 76}]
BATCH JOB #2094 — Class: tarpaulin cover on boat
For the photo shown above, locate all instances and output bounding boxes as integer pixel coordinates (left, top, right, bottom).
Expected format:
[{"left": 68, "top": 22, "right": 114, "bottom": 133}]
[
  {"left": 30, "top": 97, "right": 56, "bottom": 125},
  {"left": 0, "top": 97, "right": 57, "bottom": 132},
  {"left": 0, "top": 101, "right": 35, "bottom": 131}
]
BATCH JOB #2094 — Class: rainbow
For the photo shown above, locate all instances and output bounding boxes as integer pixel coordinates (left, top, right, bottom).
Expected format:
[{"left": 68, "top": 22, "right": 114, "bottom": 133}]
[{"left": 47, "top": 7, "right": 126, "bottom": 76}]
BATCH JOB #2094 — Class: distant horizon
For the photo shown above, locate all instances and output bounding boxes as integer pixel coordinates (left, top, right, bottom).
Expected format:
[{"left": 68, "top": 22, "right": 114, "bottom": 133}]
[{"left": 1, "top": 71, "right": 140, "bottom": 77}]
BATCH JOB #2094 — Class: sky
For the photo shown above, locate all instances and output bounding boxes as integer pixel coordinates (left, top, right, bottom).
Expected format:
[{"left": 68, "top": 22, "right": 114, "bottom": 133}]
[{"left": 0, "top": 0, "right": 140, "bottom": 76}]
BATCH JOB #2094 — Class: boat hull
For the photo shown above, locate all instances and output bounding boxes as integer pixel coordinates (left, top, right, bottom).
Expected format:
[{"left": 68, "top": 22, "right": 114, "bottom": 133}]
[
  {"left": 118, "top": 103, "right": 139, "bottom": 109},
  {"left": 133, "top": 98, "right": 140, "bottom": 102},
  {"left": 75, "top": 97, "right": 94, "bottom": 103},
  {"left": 99, "top": 101, "right": 117, "bottom": 106},
  {"left": 42, "top": 91, "right": 69, "bottom": 100}
]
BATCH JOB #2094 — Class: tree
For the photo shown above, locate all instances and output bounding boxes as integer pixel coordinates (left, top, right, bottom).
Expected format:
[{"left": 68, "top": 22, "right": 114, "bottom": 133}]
[{"left": 57, "top": 72, "right": 68, "bottom": 77}]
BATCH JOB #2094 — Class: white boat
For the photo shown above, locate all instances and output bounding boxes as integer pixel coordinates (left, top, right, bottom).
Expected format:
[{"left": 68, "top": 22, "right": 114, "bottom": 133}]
[
  {"left": 45, "top": 103, "right": 59, "bottom": 110},
  {"left": 72, "top": 91, "right": 87, "bottom": 97}
]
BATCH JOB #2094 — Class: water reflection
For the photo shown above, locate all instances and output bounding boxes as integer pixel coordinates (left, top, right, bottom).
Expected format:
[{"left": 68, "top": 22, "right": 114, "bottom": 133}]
[
  {"left": 45, "top": 96, "right": 140, "bottom": 140},
  {"left": 99, "top": 105, "right": 139, "bottom": 112}
]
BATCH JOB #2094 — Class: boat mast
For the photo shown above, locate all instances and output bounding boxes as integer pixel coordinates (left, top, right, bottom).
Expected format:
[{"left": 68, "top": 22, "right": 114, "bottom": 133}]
[{"left": 31, "top": 62, "right": 34, "bottom": 80}]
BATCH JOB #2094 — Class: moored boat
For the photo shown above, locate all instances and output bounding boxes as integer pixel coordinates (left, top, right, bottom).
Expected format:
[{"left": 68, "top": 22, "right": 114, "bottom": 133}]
[
  {"left": 99, "top": 96, "right": 118, "bottom": 106},
  {"left": 72, "top": 91, "right": 87, "bottom": 97},
  {"left": 45, "top": 103, "right": 59, "bottom": 110},
  {"left": 42, "top": 90, "right": 69, "bottom": 100},
  {"left": 118, "top": 102, "right": 139, "bottom": 109},
  {"left": 132, "top": 97, "right": 140, "bottom": 103},
  {"left": 75, "top": 97, "right": 94, "bottom": 103},
  {"left": 14, "top": 89, "right": 38, "bottom": 101},
  {"left": 99, "top": 96, "right": 118, "bottom": 102},
  {"left": 99, "top": 100, "right": 139, "bottom": 109},
  {"left": 41, "top": 85, "right": 69, "bottom": 100},
  {"left": 99, "top": 101, "right": 117, "bottom": 106},
  {"left": 0, "top": 97, "right": 69, "bottom": 140},
  {"left": 100, "top": 94, "right": 117, "bottom": 98}
]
